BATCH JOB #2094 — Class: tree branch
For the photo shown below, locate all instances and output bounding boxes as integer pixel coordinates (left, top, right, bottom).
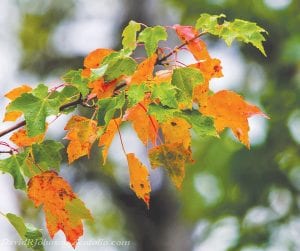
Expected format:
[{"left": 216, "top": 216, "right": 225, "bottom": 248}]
[
  {"left": 0, "top": 94, "right": 83, "bottom": 139},
  {"left": 156, "top": 33, "right": 205, "bottom": 65}
]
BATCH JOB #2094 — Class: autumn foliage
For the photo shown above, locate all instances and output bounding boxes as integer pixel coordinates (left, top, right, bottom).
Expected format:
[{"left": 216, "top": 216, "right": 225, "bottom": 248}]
[{"left": 0, "top": 13, "right": 268, "bottom": 250}]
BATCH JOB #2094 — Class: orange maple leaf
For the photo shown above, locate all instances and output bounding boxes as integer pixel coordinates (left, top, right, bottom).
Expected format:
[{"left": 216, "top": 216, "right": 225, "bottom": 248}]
[
  {"left": 83, "top": 48, "right": 114, "bottom": 69},
  {"left": 126, "top": 153, "right": 151, "bottom": 207},
  {"left": 27, "top": 171, "right": 92, "bottom": 248},
  {"left": 125, "top": 99, "right": 159, "bottom": 146},
  {"left": 201, "top": 90, "right": 269, "bottom": 148},
  {"left": 130, "top": 54, "right": 157, "bottom": 85},
  {"left": 173, "top": 25, "right": 210, "bottom": 61},
  {"left": 98, "top": 118, "right": 122, "bottom": 165},
  {"left": 161, "top": 117, "right": 191, "bottom": 150},
  {"left": 190, "top": 57, "right": 223, "bottom": 82},
  {"left": 10, "top": 128, "right": 45, "bottom": 147},
  {"left": 88, "top": 78, "right": 118, "bottom": 100},
  {"left": 3, "top": 85, "right": 32, "bottom": 122},
  {"left": 64, "top": 115, "right": 99, "bottom": 163}
]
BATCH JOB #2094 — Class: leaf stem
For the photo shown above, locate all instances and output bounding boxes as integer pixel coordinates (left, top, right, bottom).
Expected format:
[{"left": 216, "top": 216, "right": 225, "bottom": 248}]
[
  {"left": 114, "top": 119, "right": 127, "bottom": 156},
  {"left": 138, "top": 102, "right": 163, "bottom": 145}
]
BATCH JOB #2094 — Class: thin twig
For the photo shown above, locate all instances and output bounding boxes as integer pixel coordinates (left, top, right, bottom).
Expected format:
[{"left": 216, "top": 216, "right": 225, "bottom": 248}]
[
  {"left": 156, "top": 33, "right": 205, "bottom": 65},
  {"left": 0, "top": 94, "right": 83, "bottom": 139}
]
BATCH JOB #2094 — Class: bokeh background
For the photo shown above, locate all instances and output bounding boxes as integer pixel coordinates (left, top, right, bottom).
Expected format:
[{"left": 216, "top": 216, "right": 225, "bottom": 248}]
[{"left": 0, "top": 0, "right": 300, "bottom": 250}]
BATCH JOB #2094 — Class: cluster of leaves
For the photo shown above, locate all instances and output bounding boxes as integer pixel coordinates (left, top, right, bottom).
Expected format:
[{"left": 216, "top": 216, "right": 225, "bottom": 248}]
[{"left": 0, "top": 13, "right": 268, "bottom": 250}]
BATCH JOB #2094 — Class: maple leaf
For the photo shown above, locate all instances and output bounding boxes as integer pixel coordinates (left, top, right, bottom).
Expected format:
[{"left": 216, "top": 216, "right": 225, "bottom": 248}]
[
  {"left": 190, "top": 57, "right": 223, "bottom": 82},
  {"left": 196, "top": 13, "right": 267, "bottom": 56},
  {"left": 126, "top": 153, "right": 151, "bottom": 207},
  {"left": 10, "top": 128, "right": 45, "bottom": 147},
  {"left": 130, "top": 53, "right": 157, "bottom": 84},
  {"left": 3, "top": 85, "right": 32, "bottom": 122},
  {"left": 149, "top": 143, "right": 194, "bottom": 189},
  {"left": 0, "top": 151, "right": 29, "bottom": 190},
  {"left": 122, "top": 21, "right": 141, "bottom": 51},
  {"left": 27, "top": 171, "right": 92, "bottom": 248},
  {"left": 138, "top": 26, "right": 168, "bottom": 57},
  {"left": 201, "top": 90, "right": 269, "bottom": 147},
  {"left": 127, "top": 83, "right": 150, "bottom": 107},
  {"left": 88, "top": 78, "right": 118, "bottom": 99},
  {"left": 64, "top": 115, "right": 99, "bottom": 163},
  {"left": 173, "top": 25, "right": 210, "bottom": 60},
  {"left": 161, "top": 117, "right": 191, "bottom": 149},
  {"left": 6, "top": 213, "right": 44, "bottom": 250},
  {"left": 171, "top": 67, "right": 204, "bottom": 109},
  {"left": 97, "top": 92, "right": 126, "bottom": 127},
  {"left": 151, "top": 82, "right": 178, "bottom": 108},
  {"left": 83, "top": 48, "right": 114, "bottom": 69},
  {"left": 99, "top": 118, "right": 122, "bottom": 165},
  {"left": 125, "top": 99, "right": 159, "bottom": 146},
  {"left": 32, "top": 140, "right": 64, "bottom": 171},
  {"left": 7, "top": 84, "right": 61, "bottom": 137}
]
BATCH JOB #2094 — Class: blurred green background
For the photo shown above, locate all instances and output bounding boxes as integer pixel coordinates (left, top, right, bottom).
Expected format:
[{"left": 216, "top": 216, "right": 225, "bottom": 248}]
[{"left": 0, "top": 0, "right": 300, "bottom": 250}]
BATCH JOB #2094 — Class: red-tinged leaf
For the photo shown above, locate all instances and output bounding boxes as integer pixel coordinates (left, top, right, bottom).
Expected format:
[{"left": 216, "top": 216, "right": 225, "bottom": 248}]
[
  {"left": 201, "top": 90, "right": 269, "bottom": 148},
  {"left": 126, "top": 153, "right": 151, "bottom": 207},
  {"left": 173, "top": 25, "right": 210, "bottom": 60},
  {"left": 83, "top": 48, "right": 114, "bottom": 69},
  {"left": 64, "top": 116, "right": 99, "bottom": 164},
  {"left": 98, "top": 118, "right": 122, "bottom": 165},
  {"left": 125, "top": 99, "right": 159, "bottom": 146},
  {"left": 88, "top": 78, "right": 118, "bottom": 99},
  {"left": 27, "top": 171, "right": 93, "bottom": 248},
  {"left": 190, "top": 57, "right": 223, "bottom": 82},
  {"left": 10, "top": 128, "right": 45, "bottom": 147},
  {"left": 3, "top": 85, "right": 32, "bottom": 122},
  {"left": 149, "top": 143, "right": 194, "bottom": 189},
  {"left": 161, "top": 117, "right": 191, "bottom": 149},
  {"left": 130, "top": 54, "right": 157, "bottom": 85}
]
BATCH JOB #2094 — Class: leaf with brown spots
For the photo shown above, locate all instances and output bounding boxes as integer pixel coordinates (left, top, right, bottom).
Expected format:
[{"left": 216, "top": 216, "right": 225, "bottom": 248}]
[
  {"left": 201, "top": 90, "right": 269, "bottom": 148},
  {"left": 125, "top": 99, "right": 159, "bottom": 146},
  {"left": 64, "top": 116, "right": 99, "bottom": 164},
  {"left": 161, "top": 117, "right": 191, "bottom": 149},
  {"left": 10, "top": 128, "right": 45, "bottom": 147},
  {"left": 98, "top": 118, "right": 122, "bottom": 165},
  {"left": 126, "top": 153, "right": 151, "bottom": 207},
  {"left": 27, "top": 171, "right": 92, "bottom": 248},
  {"left": 3, "top": 85, "right": 32, "bottom": 122},
  {"left": 149, "top": 143, "right": 194, "bottom": 189},
  {"left": 130, "top": 54, "right": 157, "bottom": 85},
  {"left": 190, "top": 57, "right": 223, "bottom": 82}
]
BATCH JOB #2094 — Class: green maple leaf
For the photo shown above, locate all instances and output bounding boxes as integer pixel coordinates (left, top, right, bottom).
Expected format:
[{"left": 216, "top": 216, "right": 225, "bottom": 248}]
[
  {"left": 32, "top": 140, "right": 64, "bottom": 171},
  {"left": 171, "top": 67, "right": 203, "bottom": 108},
  {"left": 127, "top": 83, "right": 150, "bottom": 107},
  {"left": 7, "top": 92, "right": 60, "bottom": 136},
  {"left": 98, "top": 92, "right": 126, "bottom": 126},
  {"left": 122, "top": 20, "right": 141, "bottom": 51},
  {"left": 104, "top": 56, "right": 137, "bottom": 81},
  {"left": 196, "top": 13, "right": 267, "bottom": 56},
  {"left": 62, "top": 70, "right": 89, "bottom": 96},
  {"left": 0, "top": 151, "right": 29, "bottom": 190},
  {"left": 6, "top": 213, "right": 44, "bottom": 251},
  {"left": 151, "top": 82, "right": 178, "bottom": 108},
  {"left": 138, "top": 26, "right": 168, "bottom": 57}
]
